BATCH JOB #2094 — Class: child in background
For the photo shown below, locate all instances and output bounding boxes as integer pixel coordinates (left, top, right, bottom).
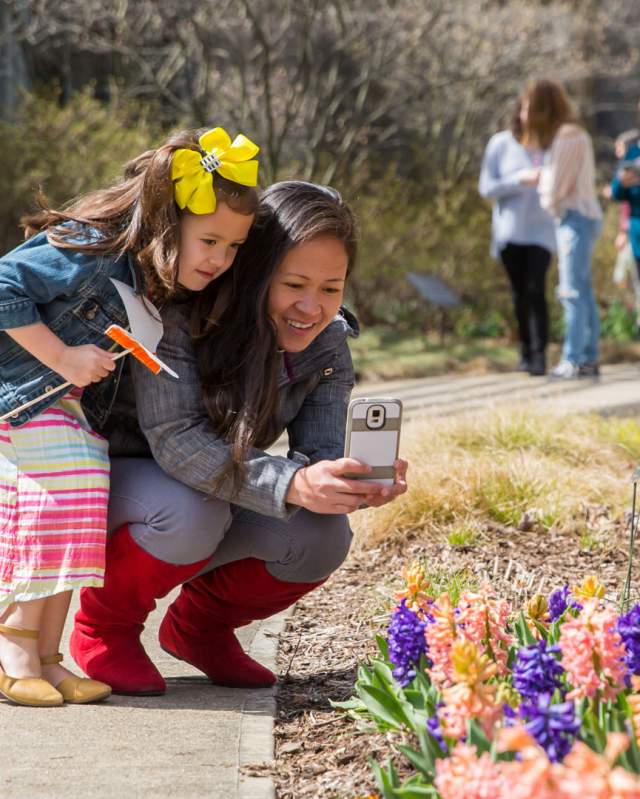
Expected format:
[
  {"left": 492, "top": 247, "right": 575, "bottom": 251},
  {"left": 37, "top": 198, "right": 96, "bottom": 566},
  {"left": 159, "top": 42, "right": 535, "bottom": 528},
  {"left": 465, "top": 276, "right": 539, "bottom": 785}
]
[
  {"left": 610, "top": 129, "right": 640, "bottom": 331},
  {"left": 0, "top": 127, "right": 258, "bottom": 706}
]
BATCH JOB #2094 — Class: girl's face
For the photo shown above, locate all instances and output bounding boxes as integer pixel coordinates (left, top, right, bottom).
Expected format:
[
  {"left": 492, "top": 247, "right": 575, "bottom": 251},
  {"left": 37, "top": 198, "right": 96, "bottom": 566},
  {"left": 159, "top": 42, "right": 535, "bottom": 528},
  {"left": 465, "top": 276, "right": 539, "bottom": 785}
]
[
  {"left": 267, "top": 236, "right": 348, "bottom": 353},
  {"left": 177, "top": 204, "right": 254, "bottom": 291}
]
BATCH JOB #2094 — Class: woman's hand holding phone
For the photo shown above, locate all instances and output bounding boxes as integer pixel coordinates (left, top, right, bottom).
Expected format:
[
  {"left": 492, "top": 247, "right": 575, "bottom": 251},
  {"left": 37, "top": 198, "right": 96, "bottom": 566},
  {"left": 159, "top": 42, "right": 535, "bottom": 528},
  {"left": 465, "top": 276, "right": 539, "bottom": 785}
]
[
  {"left": 286, "top": 457, "right": 408, "bottom": 514},
  {"left": 360, "top": 458, "right": 408, "bottom": 508}
]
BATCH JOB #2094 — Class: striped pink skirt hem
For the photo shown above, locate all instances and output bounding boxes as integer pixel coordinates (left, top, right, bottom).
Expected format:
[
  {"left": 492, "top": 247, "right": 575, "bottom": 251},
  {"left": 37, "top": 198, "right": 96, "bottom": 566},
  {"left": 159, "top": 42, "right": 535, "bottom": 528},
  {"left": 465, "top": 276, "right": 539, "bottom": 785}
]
[{"left": 0, "top": 389, "right": 109, "bottom": 607}]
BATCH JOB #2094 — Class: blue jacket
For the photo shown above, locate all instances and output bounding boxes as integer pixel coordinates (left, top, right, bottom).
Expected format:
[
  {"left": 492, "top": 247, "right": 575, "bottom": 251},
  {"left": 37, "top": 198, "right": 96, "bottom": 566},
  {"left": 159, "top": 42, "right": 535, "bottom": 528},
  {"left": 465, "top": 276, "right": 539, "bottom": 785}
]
[
  {"left": 611, "top": 141, "right": 640, "bottom": 260},
  {"left": 0, "top": 231, "right": 136, "bottom": 427}
]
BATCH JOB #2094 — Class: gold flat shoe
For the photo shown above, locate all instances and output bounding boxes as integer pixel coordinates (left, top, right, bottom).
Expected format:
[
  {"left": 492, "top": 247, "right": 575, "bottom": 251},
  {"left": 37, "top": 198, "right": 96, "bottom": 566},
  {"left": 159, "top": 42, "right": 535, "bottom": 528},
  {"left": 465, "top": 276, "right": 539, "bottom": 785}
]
[
  {"left": 41, "top": 653, "right": 111, "bottom": 704},
  {"left": 0, "top": 624, "right": 63, "bottom": 707}
]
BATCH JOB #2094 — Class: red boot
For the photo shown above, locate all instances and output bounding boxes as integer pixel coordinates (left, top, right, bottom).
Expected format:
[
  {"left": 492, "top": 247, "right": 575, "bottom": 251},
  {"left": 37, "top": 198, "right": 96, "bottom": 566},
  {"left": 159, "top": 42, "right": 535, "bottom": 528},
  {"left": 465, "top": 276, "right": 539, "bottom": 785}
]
[
  {"left": 70, "top": 524, "right": 210, "bottom": 696},
  {"left": 158, "top": 557, "right": 324, "bottom": 688}
]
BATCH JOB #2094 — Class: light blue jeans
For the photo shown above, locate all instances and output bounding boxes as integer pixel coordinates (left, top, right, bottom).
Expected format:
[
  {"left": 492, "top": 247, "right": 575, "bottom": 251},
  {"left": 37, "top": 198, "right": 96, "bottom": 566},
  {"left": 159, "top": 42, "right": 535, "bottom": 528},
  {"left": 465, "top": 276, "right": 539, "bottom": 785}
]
[{"left": 555, "top": 209, "right": 602, "bottom": 365}]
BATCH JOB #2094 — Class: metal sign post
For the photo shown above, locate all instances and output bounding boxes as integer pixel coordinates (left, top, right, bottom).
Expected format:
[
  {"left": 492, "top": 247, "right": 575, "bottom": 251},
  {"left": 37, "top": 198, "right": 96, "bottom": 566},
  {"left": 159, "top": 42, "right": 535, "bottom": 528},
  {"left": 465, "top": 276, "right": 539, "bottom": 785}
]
[{"left": 405, "top": 272, "right": 461, "bottom": 345}]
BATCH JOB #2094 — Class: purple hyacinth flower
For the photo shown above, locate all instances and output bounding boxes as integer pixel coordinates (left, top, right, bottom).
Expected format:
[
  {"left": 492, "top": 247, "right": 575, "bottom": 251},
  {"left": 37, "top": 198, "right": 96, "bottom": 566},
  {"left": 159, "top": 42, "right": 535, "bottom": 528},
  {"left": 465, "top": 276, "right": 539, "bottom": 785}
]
[
  {"left": 513, "top": 640, "right": 565, "bottom": 700},
  {"left": 618, "top": 603, "right": 640, "bottom": 677},
  {"left": 548, "top": 585, "right": 582, "bottom": 621},
  {"left": 427, "top": 705, "right": 448, "bottom": 754},
  {"left": 548, "top": 586, "right": 570, "bottom": 621},
  {"left": 386, "top": 599, "right": 429, "bottom": 687},
  {"left": 519, "top": 693, "right": 579, "bottom": 762}
]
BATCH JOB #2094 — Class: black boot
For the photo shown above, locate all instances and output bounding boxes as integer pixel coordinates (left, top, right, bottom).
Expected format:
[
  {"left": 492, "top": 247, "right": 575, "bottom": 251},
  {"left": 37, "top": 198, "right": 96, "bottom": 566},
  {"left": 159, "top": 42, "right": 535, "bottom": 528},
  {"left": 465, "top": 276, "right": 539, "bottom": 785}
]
[{"left": 528, "top": 352, "right": 546, "bottom": 377}]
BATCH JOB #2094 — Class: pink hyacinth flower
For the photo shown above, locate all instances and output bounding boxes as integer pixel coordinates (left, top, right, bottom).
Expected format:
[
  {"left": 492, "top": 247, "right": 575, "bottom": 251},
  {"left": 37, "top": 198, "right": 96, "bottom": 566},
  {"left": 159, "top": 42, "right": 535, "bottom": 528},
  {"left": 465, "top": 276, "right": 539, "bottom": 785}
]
[
  {"left": 435, "top": 743, "right": 504, "bottom": 799},
  {"left": 559, "top": 600, "right": 626, "bottom": 700}
]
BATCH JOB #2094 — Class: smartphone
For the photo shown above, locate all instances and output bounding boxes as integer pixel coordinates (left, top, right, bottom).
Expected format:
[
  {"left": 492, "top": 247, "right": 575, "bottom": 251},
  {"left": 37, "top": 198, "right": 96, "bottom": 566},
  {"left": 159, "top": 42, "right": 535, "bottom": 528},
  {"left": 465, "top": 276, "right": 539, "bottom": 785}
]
[{"left": 344, "top": 397, "right": 403, "bottom": 485}]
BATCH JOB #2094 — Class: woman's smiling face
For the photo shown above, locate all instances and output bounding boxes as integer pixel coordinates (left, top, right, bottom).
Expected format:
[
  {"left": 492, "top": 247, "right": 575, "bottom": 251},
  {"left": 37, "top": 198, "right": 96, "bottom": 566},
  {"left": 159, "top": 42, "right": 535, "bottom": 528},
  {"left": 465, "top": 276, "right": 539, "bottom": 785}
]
[{"left": 267, "top": 236, "right": 348, "bottom": 352}]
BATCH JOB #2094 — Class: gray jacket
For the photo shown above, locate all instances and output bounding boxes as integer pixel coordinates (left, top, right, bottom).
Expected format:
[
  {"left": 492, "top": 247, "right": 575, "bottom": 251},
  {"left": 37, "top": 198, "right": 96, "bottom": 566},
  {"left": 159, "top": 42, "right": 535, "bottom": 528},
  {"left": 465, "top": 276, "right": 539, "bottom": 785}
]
[{"left": 97, "top": 303, "right": 358, "bottom": 519}]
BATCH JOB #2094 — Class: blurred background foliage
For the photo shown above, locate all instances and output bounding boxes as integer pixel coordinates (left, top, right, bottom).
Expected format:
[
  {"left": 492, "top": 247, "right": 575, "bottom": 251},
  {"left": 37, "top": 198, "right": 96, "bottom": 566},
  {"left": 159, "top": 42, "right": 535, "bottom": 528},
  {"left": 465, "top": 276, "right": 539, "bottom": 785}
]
[
  {"left": 0, "top": 89, "right": 160, "bottom": 251},
  {"left": 2, "top": 0, "right": 640, "bottom": 354}
]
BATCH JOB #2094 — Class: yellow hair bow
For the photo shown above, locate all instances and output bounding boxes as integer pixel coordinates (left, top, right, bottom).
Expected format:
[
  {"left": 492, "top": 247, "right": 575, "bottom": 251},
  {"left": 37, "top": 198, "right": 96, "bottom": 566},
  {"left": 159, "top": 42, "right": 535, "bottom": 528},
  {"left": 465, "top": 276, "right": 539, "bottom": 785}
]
[{"left": 171, "top": 127, "right": 259, "bottom": 215}]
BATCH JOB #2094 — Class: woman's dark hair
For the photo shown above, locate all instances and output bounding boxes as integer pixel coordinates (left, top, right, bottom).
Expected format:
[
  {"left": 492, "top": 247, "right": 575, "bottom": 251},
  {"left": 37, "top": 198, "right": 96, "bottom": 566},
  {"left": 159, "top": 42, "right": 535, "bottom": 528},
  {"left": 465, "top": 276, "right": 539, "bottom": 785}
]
[
  {"left": 21, "top": 128, "right": 258, "bottom": 304},
  {"left": 192, "top": 180, "right": 358, "bottom": 492}
]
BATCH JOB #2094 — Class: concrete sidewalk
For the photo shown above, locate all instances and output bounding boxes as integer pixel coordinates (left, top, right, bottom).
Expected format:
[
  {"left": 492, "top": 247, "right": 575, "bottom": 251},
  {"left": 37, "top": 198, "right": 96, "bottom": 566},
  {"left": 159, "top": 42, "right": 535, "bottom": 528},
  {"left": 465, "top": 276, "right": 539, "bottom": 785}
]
[
  {"left": 3, "top": 363, "right": 640, "bottom": 799},
  {"left": 269, "top": 363, "right": 640, "bottom": 457},
  {"left": 0, "top": 592, "right": 283, "bottom": 799},
  {"left": 361, "top": 362, "right": 640, "bottom": 420}
]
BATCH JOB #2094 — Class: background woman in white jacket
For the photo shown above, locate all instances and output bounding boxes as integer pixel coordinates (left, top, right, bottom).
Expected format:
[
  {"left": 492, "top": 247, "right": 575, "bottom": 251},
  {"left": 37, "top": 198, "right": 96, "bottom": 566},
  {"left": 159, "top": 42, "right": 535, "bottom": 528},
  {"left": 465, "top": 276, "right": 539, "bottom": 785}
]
[{"left": 532, "top": 79, "right": 603, "bottom": 379}]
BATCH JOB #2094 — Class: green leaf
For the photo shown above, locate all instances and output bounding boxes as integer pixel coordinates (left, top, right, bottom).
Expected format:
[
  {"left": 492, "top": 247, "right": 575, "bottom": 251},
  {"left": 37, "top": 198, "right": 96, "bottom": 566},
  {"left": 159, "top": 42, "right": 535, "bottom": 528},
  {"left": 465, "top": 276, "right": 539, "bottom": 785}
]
[
  {"left": 466, "top": 718, "right": 492, "bottom": 754},
  {"left": 417, "top": 653, "right": 432, "bottom": 676},
  {"left": 515, "top": 611, "right": 536, "bottom": 646},
  {"left": 581, "top": 705, "right": 606, "bottom": 752},
  {"left": 359, "top": 684, "right": 410, "bottom": 729},
  {"left": 548, "top": 619, "right": 561, "bottom": 644},
  {"left": 394, "top": 786, "right": 438, "bottom": 798},
  {"left": 403, "top": 774, "right": 436, "bottom": 787},
  {"left": 531, "top": 619, "right": 549, "bottom": 642},
  {"left": 373, "top": 658, "right": 396, "bottom": 688},
  {"left": 329, "top": 697, "right": 365, "bottom": 711},
  {"left": 358, "top": 663, "right": 375, "bottom": 686},
  {"left": 626, "top": 725, "right": 640, "bottom": 775},
  {"left": 369, "top": 758, "right": 397, "bottom": 799},
  {"left": 376, "top": 633, "right": 390, "bottom": 661},
  {"left": 414, "top": 667, "right": 435, "bottom": 695},
  {"left": 403, "top": 689, "right": 426, "bottom": 711},
  {"left": 397, "top": 743, "right": 434, "bottom": 779}
]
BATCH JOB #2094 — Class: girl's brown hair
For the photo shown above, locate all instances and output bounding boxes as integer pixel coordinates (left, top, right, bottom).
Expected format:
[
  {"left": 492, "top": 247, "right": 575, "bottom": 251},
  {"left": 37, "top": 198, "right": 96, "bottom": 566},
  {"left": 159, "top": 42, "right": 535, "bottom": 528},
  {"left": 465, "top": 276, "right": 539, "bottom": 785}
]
[
  {"left": 194, "top": 180, "right": 358, "bottom": 492},
  {"left": 22, "top": 129, "right": 258, "bottom": 304},
  {"left": 517, "top": 79, "right": 576, "bottom": 149}
]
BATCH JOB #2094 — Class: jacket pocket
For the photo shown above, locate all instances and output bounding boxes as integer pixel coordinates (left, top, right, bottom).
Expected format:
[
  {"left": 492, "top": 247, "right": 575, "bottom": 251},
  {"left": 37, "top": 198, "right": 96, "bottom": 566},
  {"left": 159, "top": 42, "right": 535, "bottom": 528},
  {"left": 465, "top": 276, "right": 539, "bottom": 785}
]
[{"left": 69, "top": 296, "right": 128, "bottom": 339}]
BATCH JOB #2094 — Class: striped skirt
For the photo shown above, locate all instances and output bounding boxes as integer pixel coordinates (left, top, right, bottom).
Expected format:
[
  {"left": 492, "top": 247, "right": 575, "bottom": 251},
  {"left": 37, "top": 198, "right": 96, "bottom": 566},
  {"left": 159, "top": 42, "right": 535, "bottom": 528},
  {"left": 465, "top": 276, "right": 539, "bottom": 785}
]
[{"left": 0, "top": 389, "right": 109, "bottom": 608}]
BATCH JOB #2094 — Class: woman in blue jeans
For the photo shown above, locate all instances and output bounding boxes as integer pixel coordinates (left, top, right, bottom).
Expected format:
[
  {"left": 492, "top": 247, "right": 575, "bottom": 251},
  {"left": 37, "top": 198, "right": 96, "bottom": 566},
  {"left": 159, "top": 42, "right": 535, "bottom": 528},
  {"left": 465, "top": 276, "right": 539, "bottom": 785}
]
[
  {"left": 71, "top": 181, "right": 408, "bottom": 695},
  {"left": 532, "top": 79, "right": 602, "bottom": 379}
]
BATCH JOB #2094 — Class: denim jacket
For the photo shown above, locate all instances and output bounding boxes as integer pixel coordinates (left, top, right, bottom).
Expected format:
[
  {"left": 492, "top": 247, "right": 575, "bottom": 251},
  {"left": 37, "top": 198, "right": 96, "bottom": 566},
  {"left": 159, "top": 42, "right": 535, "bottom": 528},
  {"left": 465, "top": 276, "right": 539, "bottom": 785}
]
[
  {"left": 0, "top": 231, "right": 136, "bottom": 427},
  {"left": 99, "top": 302, "right": 359, "bottom": 519}
]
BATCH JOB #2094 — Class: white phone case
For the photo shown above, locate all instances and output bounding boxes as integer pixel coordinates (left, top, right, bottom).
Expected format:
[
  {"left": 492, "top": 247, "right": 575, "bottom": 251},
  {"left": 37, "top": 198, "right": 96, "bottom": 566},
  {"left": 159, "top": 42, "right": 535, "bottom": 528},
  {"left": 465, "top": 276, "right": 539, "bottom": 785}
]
[{"left": 344, "top": 397, "right": 403, "bottom": 484}]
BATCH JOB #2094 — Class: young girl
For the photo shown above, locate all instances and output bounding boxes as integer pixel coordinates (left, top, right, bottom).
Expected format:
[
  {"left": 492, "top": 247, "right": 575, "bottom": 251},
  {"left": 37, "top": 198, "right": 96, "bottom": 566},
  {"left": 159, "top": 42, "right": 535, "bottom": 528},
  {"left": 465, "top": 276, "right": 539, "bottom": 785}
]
[{"left": 0, "top": 126, "right": 259, "bottom": 706}]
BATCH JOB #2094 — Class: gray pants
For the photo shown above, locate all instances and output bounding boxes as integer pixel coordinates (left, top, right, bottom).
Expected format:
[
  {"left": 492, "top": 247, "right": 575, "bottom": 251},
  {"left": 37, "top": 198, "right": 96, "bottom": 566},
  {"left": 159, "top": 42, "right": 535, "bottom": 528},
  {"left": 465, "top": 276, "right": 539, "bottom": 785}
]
[{"left": 108, "top": 458, "right": 353, "bottom": 583}]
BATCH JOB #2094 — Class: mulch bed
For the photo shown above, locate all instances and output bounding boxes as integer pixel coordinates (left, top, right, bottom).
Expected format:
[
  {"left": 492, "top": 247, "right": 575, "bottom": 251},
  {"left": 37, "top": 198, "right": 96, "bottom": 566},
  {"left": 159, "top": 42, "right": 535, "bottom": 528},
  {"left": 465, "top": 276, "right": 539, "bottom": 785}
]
[{"left": 243, "top": 506, "right": 638, "bottom": 798}]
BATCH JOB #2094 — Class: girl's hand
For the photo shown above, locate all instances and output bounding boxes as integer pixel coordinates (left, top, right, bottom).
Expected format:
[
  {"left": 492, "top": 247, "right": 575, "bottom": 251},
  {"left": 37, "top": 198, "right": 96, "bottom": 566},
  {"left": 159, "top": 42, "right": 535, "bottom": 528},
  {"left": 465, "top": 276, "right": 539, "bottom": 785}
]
[
  {"left": 286, "top": 457, "right": 387, "bottom": 514},
  {"left": 361, "top": 459, "right": 408, "bottom": 508},
  {"left": 55, "top": 344, "right": 116, "bottom": 387}
]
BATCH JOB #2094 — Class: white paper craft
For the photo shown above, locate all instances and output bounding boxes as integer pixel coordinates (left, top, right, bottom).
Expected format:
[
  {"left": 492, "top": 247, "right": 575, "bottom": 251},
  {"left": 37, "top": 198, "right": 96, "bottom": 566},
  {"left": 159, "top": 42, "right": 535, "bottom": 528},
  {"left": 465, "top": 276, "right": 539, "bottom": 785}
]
[{"left": 107, "top": 279, "right": 179, "bottom": 379}]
